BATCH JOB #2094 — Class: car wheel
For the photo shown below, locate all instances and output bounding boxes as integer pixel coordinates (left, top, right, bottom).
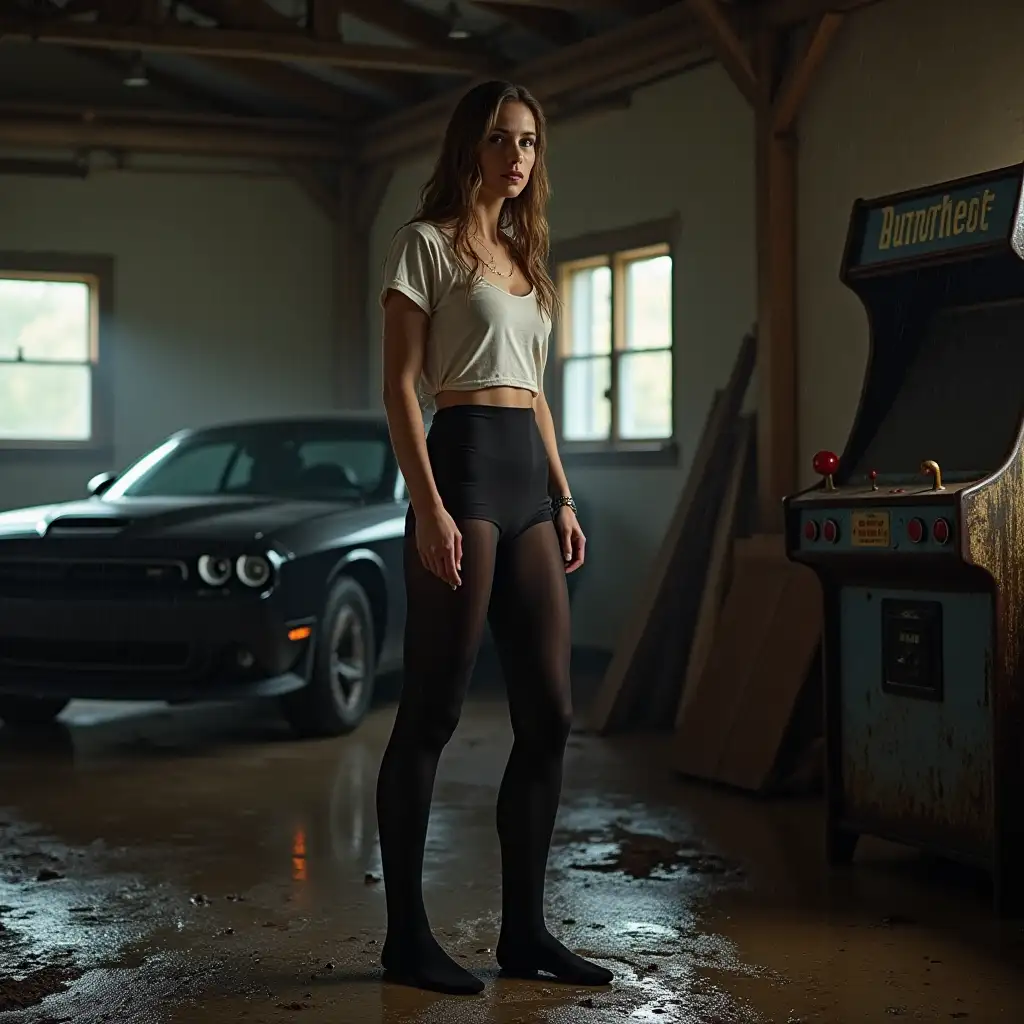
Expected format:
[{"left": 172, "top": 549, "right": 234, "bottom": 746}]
[
  {"left": 0, "top": 696, "right": 69, "bottom": 728},
  {"left": 281, "top": 575, "right": 377, "bottom": 739}
]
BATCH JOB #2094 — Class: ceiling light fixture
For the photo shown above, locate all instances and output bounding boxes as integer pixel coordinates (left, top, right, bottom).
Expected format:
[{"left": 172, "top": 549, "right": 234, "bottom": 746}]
[
  {"left": 123, "top": 51, "right": 149, "bottom": 88},
  {"left": 446, "top": 2, "right": 471, "bottom": 40}
]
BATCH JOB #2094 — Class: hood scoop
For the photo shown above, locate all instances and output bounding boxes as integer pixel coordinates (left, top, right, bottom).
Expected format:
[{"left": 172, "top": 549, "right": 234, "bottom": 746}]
[{"left": 45, "top": 515, "right": 132, "bottom": 537}]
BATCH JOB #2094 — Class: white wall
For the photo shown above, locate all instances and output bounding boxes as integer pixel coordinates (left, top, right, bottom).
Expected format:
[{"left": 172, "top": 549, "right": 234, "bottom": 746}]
[
  {"left": 369, "top": 65, "right": 757, "bottom": 649},
  {"left": 798, "top": 0, "right": 1024, "bottom": 484},
  {"left": 0, "top": 165, "right": 336, "bottom": 510}
]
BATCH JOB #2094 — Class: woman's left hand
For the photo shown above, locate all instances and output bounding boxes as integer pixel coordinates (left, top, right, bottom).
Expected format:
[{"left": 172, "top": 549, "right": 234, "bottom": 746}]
[{"left": 555, "top": 505, "right": 586, "bottom": 573}]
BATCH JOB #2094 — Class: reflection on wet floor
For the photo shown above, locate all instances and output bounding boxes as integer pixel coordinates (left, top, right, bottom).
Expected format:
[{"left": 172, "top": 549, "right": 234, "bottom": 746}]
[{"left": 0, "top": 687, "right": 1023, "bottom": 1023}]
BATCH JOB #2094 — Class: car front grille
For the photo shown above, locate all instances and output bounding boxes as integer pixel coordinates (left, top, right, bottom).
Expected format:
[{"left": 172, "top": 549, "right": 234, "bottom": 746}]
[
  {"left": 0, "top": 637, "right": 190, "bottom": 672},
  {"left": 0, "top": 558, "right": 190, "bottom": 600}
]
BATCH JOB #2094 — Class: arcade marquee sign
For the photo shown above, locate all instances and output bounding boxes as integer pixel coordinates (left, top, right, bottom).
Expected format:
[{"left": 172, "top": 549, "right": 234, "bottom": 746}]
[{"left": 851, "top": 170, "right": 1022, "bottom": 268}]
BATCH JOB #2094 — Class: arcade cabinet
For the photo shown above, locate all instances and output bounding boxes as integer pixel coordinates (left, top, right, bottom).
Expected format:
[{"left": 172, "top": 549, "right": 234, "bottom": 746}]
[{"left": 784, "top": 164, "right": 1024, "bottom": 916}]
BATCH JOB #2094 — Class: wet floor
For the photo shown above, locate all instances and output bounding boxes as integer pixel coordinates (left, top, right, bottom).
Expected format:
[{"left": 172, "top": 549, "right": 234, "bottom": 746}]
[{"left": 1, "top": 674, "right": 1023, "bottom": 1023}]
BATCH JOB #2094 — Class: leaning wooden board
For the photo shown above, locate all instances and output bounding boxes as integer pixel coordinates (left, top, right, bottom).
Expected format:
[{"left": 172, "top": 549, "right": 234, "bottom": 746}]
[
  {"left": 586, "top": 331, "right": 757, "bottom": 735},
  {"left": 673, "top": 415, "right": 753, "bottom": 731},
  {"left": 672, "top": 535, "right": 823, "bottom": 792},
  {"left": 636, "top": 415, "right": 749, "bottom": 729}
]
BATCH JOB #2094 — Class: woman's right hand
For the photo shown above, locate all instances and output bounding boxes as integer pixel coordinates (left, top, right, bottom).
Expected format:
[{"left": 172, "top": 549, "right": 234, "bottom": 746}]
[{"left": 415, "top": 503, "right": 463, "bottom": 588}]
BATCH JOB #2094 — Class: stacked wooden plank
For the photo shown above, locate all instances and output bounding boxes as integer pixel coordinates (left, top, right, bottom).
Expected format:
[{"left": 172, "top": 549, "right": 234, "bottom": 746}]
[
  {"left": 586, "top": 327, "right": 825, "bottom": 794},
  {"left": 586, "top": 330, "right": 757, "bottom": 734}
]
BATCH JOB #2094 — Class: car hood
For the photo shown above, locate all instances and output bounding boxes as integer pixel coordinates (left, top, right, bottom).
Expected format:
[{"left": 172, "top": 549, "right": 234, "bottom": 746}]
[{"left": 0, "top": 496, "right": 361, "bottom": 544}]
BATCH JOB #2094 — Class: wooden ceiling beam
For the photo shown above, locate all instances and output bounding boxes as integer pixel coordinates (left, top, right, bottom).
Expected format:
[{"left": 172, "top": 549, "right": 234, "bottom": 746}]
[
  {"left": 470, "top": 1, "right": 581, "bottom": 46},
  {"left": 357, "top": 0, "right": 881, "bottom": 166},
  {"left": 198, "top": 57, "right": 373, "bottom": 119},
  {"left": 772, "top": 11, "right": 844, "bottom": 132},
  {"left": 184, "top": 1, "right": 379, "bottom": 109},
  {"left": 461, "top": 0, "right": 634, "bottom": 9},
  {"left": 189, "top": 0, "right": 290, "bottom": 31},
  {"left": 185, "top": 0, "right": 428, "bottom": 102},
  {"left": 111, "top": 1, "right": 373, "bottom": 116},
  {"left": 338, "top": 0, "right": 456, "bottom": 48},
  {"left": 68, "top": 47, "right": 251, "bottom": 115},
  {"left": 0, "top": 16, "right": 491, "bottom": 75},
  {"left": 13, "top": 1, "right": 370, "bottom": 118},
  {"left": 687, "top": 0, "right": 757, "bottom": 105},
  {"left": 335, "top": 0, "right": 509, "bottom": 100},
  {"left": 761, "top": 0, "right": 883, "bottom": 25},
  {"left": 358, "top": 1, "right": 698, "bottom": 163},
  {"left": 0, "top": 106, "right": 346, "bottom": 159},
  {"left": 0, "top": 100, "right": 336, "bottom": 130},
  {"left": 2, "top": 0, "right": 341, "bottom": 122}
]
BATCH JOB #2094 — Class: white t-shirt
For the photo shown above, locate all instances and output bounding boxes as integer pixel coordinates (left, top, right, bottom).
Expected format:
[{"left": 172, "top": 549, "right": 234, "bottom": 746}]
[{"left": 380, "top": 220, "right": 552, "bottom": 415}]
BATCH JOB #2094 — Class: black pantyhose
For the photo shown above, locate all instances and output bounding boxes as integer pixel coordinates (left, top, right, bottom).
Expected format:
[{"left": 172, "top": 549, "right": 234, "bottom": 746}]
[{"left": 375, "top": 517, "right": 613, "bottom": 995}]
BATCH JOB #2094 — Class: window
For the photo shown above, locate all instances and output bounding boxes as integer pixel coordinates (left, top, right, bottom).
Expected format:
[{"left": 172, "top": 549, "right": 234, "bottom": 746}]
[
  {"left": 551, "top": 218, "right": 678, "bottom": 464},
  {"left": 0, "top": 254, "right": 112, "bottom": 452}
]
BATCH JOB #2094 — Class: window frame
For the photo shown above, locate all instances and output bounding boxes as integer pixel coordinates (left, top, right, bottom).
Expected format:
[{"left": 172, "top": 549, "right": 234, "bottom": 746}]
[
  {"left": 0, "top": 252, "right": 114, "bottom": 459},
  {"left": 548, "top": 215, "right": 681, "bottom": 468}
]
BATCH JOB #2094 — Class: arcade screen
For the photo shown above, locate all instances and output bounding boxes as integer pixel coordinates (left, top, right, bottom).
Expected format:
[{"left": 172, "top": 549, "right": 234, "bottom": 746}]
[{"left": 853, "top": 298, "right": 1024, "bottom": 482}]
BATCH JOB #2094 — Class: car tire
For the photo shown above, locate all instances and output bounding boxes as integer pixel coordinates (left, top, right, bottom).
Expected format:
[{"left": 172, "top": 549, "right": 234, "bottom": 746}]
[
  {"left": 281, "top": 575, "right": 377, "bottom": 739},
  {"left": 0, "top": 696, "right": 69, "bottom": 728}
]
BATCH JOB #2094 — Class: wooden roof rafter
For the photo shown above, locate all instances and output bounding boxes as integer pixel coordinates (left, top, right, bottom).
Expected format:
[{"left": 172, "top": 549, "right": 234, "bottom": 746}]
[
  {"left": 0, "top": 100, "right": 346, "bottom": 159},
  {"left": 0, "top": 16, "right": 491, "bottom": 74},
  {"left": 181, "top": 0, "right": 445, "bottom": 105},
  {"left": 356, "top": 0, "right": 886, "bottom": 167},
  {"left": 0, "top": 0, "right": 888, "bottom": 168},
  {"left": 4, "top": 0, "right": 374, "bottom": 119},
  {"left": 470, "top": 1, "right": 581, "bottom": 46}
]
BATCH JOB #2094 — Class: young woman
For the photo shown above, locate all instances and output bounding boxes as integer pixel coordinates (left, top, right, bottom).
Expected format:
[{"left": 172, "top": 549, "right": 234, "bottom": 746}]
[{"left": 375, "top": 80, "right": 614, "bottom": 996}]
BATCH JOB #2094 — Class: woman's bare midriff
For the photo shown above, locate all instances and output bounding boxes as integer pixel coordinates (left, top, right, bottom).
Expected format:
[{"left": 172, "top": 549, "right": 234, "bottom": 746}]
[{"left": 434, "top": 386, "right": 535, "bottom": 410}]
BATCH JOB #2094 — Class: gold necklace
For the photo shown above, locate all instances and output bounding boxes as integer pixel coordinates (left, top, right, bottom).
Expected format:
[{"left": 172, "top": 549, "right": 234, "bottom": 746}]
[{"left": 473, "top": 236, "right": 513, "bottom": 279}]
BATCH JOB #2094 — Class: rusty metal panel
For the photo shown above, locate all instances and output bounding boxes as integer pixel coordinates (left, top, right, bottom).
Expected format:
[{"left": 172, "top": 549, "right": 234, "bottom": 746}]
[{"left": 839, "top": 586, "right": 993, "bottom": 857}]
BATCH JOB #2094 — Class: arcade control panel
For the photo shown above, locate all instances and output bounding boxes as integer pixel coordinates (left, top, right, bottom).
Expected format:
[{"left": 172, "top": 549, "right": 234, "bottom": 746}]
[{"left": 790, "top": 451, "right": 961, "bottom": 556}]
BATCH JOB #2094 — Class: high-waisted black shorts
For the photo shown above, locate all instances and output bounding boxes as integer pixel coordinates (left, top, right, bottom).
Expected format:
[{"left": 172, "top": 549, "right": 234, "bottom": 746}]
[{"left": 411, "top": 404, "right": 552, "bottom": 540}]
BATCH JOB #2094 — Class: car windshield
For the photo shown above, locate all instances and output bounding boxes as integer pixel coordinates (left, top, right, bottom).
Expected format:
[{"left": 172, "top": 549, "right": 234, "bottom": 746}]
[{"left": 105, "top": 421, "right": 394, "bottom": 502}]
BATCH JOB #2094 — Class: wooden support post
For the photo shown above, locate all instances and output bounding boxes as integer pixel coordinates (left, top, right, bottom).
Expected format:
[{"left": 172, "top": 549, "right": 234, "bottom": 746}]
[
  {"left": 691, "top": 3, "right": 844, "bottom": 531},
  {"left": 754, "top": 14, "right": 843, "bottom": 529},
  {"left": 754, "top": 28, "right": 797, "bottom": 532}
]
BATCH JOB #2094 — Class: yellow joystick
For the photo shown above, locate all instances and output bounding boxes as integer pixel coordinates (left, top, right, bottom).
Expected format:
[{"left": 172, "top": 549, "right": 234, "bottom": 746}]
[{"left": 921, "top": 460, "right": 944, "bottom": 491}]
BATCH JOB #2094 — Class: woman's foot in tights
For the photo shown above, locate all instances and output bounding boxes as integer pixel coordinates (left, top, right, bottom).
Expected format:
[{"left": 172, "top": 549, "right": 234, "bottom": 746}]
[
  {"left": 495, "top": 925, "right": 614, "bottom": 986},
  {"left": 381, "top": 927, "right": 484, "bottom": 995}
]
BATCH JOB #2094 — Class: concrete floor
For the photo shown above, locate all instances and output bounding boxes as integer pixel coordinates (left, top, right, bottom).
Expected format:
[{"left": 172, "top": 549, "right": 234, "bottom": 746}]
[{"left": 1, "top": 677, "right": 1023, "bottom": 1023}]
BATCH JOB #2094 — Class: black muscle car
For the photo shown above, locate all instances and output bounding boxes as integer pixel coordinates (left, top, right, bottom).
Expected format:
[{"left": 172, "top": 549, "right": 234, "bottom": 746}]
[{"left": 0, "top": 414, "right": 409, "bottom": 737}]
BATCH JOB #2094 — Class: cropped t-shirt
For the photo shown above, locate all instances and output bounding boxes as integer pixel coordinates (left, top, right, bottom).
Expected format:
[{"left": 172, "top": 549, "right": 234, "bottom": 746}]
[{"left": 379, "top": 221, "right": 551, "bottom": 414}]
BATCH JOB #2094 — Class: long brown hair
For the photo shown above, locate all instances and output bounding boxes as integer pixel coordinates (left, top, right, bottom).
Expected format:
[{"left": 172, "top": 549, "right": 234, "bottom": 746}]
[{"left": 409, "top": 80, "right": 559, "bottom": 320}]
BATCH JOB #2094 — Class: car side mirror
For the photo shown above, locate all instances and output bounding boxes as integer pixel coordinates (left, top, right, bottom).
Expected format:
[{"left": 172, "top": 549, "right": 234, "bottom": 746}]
[{"left": 87, "top": 471, "right": 117, "bottom": 498}]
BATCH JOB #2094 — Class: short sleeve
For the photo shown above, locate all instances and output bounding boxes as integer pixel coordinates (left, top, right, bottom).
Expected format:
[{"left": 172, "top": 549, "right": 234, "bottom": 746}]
[{"left": 380, "top": 223, "right": 442, "bottom": 314}]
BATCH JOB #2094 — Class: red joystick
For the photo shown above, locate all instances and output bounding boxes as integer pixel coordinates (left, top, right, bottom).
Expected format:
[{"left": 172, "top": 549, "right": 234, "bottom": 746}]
[
  {"left": 812, "top": 450, "right": 839, "bottom": 492},
  {"left": 869, "top": 469, "right": 879, "bottom": 491}
]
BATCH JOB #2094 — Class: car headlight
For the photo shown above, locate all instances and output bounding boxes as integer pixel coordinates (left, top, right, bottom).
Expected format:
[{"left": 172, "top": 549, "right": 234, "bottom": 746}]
[
  {"left": 236, "top": 554, "right": 272, "bottom": 589},
  {"left": 197, "top": 554, "right": 232, "bottom": 586}
]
